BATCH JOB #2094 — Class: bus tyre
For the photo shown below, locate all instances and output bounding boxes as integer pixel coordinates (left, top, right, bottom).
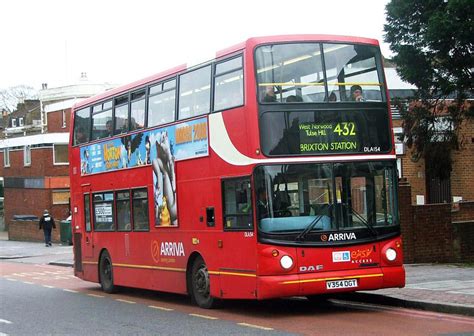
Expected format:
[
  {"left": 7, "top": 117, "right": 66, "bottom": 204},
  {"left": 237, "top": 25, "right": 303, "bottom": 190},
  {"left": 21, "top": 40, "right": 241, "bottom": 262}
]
[
  {"left": 99, "top": 250, "right": 116, "bottom": 294},
  {"left": 191, "top": 256, "right": 216, "bottom": 309}
]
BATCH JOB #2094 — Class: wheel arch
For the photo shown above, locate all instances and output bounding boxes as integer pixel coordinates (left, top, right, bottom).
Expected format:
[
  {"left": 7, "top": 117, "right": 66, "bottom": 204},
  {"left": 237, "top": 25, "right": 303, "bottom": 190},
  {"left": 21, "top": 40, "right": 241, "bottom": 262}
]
[
  {"left": 97, "top": 248, "right": 110, "bottom": 282},
  {"left": 186, "top": 251, "right": 203, "bottom": 295}
]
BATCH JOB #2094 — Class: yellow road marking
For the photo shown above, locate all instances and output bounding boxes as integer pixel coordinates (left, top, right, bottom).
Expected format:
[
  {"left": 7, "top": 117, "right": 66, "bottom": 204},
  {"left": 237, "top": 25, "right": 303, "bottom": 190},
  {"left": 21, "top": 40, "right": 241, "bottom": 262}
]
[
  {"left": 149, "top": 305, "right": 174, "bottom": 311},
  {"left": 238, "top": 322, "right": 274, "bottom": 331},
  {"left": 189, "top": 313, "right": 218, "bottom": 320}
]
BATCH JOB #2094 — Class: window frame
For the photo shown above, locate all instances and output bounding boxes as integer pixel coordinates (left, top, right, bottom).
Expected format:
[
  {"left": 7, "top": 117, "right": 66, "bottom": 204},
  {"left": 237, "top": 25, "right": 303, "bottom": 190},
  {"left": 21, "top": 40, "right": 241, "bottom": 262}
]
[
  {"left": 24, "top": 145, "right": 31, "bottom": 166},
  {"left": 91, "top": 104, "right": 113, "bottom": 140},
  {"left": 4, "top": 148, "right": 10, "bottom": 167},
  {"left": 255, "top": 42, "right": 386, "bottom": 104},
  {"left": 53, "top": 144, "right": 69, "bottom": 165},
  {"left": 147, "top": 78, "right": 177, "bottom": 128},
  {"left": 213, "top": 55, "right": 244, "bottom": 112},
  {"left": 132, "top": 188, "right": 150, "bottom": 232},
  {"left": 113, "top": 95, "right": 130, "bottom": 135},
  {"left": 130, "top": 89, "right": 146, "bottom": 131},
  {"left": 73, "top": 107, "right": 92, "bottom": 146},
  {"left": 178, "top": 64, "right": 212, "bottom": 120},
  {"left": 93, "top": 192, "right": 115, "bottom": 232},
  {"left": 84, "top": 194, "right": 91, "bottom": 232},
  {"left": 221, "top": 176, "right": 254, "bottom": 231},
  {"left": 116, "top": 190, "right": 132, "bottom": 232}
]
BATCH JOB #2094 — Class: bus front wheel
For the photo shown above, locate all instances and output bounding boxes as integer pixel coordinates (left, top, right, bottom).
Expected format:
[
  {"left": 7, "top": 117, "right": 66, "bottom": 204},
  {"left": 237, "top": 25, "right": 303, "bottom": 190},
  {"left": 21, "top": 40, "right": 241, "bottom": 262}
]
[
  {"left": 191, "top": 256, "right": 216, "bottom": 309},
  {"left": 99, "top": 250, "right": 116, "bottom": 293}
]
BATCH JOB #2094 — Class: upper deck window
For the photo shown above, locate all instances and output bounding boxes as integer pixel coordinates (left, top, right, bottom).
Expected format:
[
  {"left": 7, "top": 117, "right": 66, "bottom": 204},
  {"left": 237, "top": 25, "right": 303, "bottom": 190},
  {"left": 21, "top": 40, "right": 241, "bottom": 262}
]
[
  {"left": 178, "top": 65, "right": 211, "bottom": 120},
  {"left": 148, "top": 79, "right": 176, "bottom": 128},
  {"left": 90, "top": 101, "right": 113, "bottom": 140},
  {"left": 255, "top": 43, "right": 385, "bottom": 103},
  {"left": 214, "top": 56, "right": 244, "bottom": 111},
  {"left": 74, "top": 107, "right": 91, "bottom": 145},
  {"left": 324, "top": 44, "right": 383, "bottom": 102},
  {"left": 91, "top": 102, "right": 113, "bottom": 140},
  {"left": 114, "top": 95, "right": 130, "bottom": 135},
  {"left": 131, "top": 90, "right": 146, "bottom": 131}
]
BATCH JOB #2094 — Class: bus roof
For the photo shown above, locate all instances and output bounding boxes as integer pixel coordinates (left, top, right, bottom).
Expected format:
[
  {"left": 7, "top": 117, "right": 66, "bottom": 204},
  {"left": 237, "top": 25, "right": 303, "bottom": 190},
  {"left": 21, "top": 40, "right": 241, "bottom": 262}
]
[{"left": 73, "top": 34, "right": 380, "bottom": 110}]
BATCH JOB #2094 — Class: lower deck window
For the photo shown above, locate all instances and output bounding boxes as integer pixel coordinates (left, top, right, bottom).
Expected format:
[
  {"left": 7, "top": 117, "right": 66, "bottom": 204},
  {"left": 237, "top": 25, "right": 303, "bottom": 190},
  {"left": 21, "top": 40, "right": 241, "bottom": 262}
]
[
  {"left": 222, "top": 177, "right": 253, "bottom": 230},
  {"left": 116, "top": 191, "right": 131, "bottom": 231},
  {"left": 93, "top": 192, "right": 115, "bottom": 231},
  {"left": 133, "top": 189, "right": 149, "bottom": 231}
]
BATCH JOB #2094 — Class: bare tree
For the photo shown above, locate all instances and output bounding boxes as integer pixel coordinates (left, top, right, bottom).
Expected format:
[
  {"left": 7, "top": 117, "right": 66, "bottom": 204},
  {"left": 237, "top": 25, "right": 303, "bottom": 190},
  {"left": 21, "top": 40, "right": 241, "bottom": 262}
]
[{"left": 0, "top": 85, "right": 38, "bottom": 113}]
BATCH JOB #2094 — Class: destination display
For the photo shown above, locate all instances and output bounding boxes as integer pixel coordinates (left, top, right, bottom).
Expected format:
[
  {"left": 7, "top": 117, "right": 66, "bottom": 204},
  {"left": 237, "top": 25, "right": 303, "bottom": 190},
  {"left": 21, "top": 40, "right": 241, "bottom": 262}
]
[
  {"left": 260, "top": 109, "right": 391, "bottom": 156},
  {"left": 299, "top": 121, "right": 359, "bottom": 153}
]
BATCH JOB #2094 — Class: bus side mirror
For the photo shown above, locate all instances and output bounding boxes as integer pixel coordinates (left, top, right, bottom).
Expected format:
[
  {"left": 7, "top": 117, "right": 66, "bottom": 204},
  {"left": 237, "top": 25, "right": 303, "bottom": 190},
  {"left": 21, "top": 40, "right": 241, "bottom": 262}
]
[{"left": 206, "top": 207, "right": 215, "bottom": 227}]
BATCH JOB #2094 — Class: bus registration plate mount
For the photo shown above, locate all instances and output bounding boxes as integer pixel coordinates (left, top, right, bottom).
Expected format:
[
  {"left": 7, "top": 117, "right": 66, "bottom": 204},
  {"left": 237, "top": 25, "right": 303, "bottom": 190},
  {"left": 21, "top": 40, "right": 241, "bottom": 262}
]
[{"left": 326, "top": 279, "right": 358, "bottom": 289}]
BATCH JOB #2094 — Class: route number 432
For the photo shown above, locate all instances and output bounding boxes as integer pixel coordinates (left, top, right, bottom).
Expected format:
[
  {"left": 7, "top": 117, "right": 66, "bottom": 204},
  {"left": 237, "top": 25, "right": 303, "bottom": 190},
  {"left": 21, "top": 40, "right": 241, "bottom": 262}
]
[{"left": 333, "top": 122, "right": 356, "bottom": 136}]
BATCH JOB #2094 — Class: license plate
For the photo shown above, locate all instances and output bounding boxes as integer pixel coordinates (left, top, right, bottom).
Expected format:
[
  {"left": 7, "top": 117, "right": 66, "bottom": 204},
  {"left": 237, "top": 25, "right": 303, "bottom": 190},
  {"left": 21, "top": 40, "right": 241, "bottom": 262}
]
[{"left": 326, "top": 279, "right": 358, "bottom": 289}]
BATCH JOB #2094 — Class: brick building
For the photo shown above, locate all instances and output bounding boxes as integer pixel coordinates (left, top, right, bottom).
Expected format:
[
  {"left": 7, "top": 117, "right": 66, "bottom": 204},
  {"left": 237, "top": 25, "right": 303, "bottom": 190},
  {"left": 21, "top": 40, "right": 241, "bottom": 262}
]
[
  {"left": 386, "top": 67, "right": 474, "bottom": 205},
  {"left": 0, "top": 80, "right": 115, "bottom": 240}
]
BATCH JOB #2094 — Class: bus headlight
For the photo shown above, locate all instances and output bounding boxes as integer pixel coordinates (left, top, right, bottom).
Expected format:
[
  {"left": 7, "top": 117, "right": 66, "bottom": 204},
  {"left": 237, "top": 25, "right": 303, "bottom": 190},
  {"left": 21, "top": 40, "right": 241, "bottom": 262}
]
[
  {"left": 385, "top": 248, "right": 397, "bottom": 261},
  {"left": 280, "top": 255, "right": 294, "bottom": 270}
]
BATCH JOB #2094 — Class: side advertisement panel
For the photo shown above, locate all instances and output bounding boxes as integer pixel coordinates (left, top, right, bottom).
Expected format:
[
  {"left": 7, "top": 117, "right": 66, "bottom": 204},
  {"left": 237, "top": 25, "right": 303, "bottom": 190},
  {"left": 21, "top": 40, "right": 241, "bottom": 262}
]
[{"left": 80, "top": 117, "right": 209, "bottom": 227}]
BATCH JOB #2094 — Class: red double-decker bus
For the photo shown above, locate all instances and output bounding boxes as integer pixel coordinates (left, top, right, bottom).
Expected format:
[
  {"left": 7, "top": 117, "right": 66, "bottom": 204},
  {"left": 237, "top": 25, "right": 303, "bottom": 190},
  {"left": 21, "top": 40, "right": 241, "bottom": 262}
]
[{"left": 70, "top": 35, "right": 405, "bottom": 308}]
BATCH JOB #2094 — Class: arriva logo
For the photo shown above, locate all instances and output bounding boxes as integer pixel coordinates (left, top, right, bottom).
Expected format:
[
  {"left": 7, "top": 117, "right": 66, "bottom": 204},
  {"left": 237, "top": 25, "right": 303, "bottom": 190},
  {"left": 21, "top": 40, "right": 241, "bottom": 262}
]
[
  {"left": 160, "top": 242, "right": 185, "bottom": 257},
  {"left": 328, "top": 232, "right": 356, "bottom": 241}
]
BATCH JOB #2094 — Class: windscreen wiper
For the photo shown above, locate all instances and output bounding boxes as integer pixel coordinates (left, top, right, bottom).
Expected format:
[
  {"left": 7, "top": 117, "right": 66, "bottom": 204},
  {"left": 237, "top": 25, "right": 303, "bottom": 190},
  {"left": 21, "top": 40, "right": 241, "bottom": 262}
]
[
  {"left": 343, "top": 202, "right": 378, "bottom": 237},
  {"left": 296, "top": 204, "right": 333, "bottom": 241}
]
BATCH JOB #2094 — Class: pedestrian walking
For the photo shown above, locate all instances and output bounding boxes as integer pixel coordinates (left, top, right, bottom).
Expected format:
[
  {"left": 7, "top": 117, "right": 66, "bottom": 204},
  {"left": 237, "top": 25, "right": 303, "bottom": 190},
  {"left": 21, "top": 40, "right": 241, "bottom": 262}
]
[{"left": 39, "top": 209, "right": 56, "bottom": 247}]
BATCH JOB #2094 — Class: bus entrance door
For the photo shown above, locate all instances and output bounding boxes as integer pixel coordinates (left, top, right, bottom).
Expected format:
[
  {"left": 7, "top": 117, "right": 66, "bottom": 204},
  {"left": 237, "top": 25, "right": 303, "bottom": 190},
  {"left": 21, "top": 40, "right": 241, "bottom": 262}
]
[{"left": 81, "top": 189, "right": 94, "bottom": 259}]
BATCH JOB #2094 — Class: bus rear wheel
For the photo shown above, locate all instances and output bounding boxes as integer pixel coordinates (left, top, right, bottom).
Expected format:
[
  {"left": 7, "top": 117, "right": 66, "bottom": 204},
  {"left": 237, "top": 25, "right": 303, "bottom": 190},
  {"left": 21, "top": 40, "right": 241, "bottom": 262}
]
[
  {"left": 99, "top": 250, "right": 116, "bottom": 293},
  {"left": 191, "top": 256, "right": 217, "bottom": 309}
]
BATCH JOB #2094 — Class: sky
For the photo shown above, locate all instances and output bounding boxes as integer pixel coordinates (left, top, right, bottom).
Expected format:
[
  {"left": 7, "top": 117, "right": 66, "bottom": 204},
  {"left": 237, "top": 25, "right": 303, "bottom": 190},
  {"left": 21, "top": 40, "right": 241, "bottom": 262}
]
[{"left": 0, "top": 0, "right": 392, "bottom": 91}]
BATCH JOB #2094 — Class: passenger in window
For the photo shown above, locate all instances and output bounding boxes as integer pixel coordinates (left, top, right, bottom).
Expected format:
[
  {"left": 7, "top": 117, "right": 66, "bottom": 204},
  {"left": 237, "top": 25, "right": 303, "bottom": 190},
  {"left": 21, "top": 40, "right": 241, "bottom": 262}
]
[
  {"left": 328, "top": 92, "right": 337, "bottom": 102},
  {"left": 350, "top": 85, "right": 365, "bottom": 102},
  {"left": 262, "top": 86, "right": 277, "bottom": 102},
  {"left": 257, "top": 188, "right": 270, "bottom": 219},
  {"left": 106, "top": 120, "right": 113, "bottom": 136},
  {"left": 286, "top": 95, "right": 303, "bottom": 102},
  {"left": 75, "top": 127, "right": 87, "bottom": 144}
]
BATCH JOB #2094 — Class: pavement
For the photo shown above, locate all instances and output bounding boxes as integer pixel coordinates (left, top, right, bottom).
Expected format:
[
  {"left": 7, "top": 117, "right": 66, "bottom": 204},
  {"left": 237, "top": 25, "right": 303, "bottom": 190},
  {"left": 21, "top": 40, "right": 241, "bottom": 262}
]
[{"left": 0, "top": 231, "right": 473, "bottom": 317}]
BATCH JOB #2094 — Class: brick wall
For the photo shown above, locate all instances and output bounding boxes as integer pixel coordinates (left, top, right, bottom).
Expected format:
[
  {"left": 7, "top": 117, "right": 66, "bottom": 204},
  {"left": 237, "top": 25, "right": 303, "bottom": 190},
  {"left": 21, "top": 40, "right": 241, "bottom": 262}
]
[
  {"left": 393, "top": 106, "right": 474, "bottom": 205},
  {"left": 451, "top": 119, "right": 474, "bottom": 201},
  {"left": 399, "top": 181, "right": 474, "bottom": 263},
  {"left": 9, "top": 220, "right": 60, "bottom": 243},
  {"left": 452, "top": 201, "right": 474, "bottom": 262},
  {"left": 1, "top": 146, "right": 70, "bottom": 231},
  {"left": 398, "top": 179, "right": 415, "bottom": 262},
  {"left": 1, "top": 147, "right": 69, "bottom": 178},
  {"left": 47, "top": 109, "right": 70, "bottom": 133},
  {"left": 412, "top": 204, "right": 454, "bottom": 263},
  {"left": 4, "top": 188, "right": 69, "bottom": 223}
]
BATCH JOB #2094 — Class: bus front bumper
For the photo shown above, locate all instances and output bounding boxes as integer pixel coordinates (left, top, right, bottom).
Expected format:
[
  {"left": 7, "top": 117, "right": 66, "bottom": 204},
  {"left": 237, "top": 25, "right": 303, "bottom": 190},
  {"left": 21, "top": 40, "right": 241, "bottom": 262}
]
[{"left": 256, "top": 265, "right": 405, "bottom": 299}]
